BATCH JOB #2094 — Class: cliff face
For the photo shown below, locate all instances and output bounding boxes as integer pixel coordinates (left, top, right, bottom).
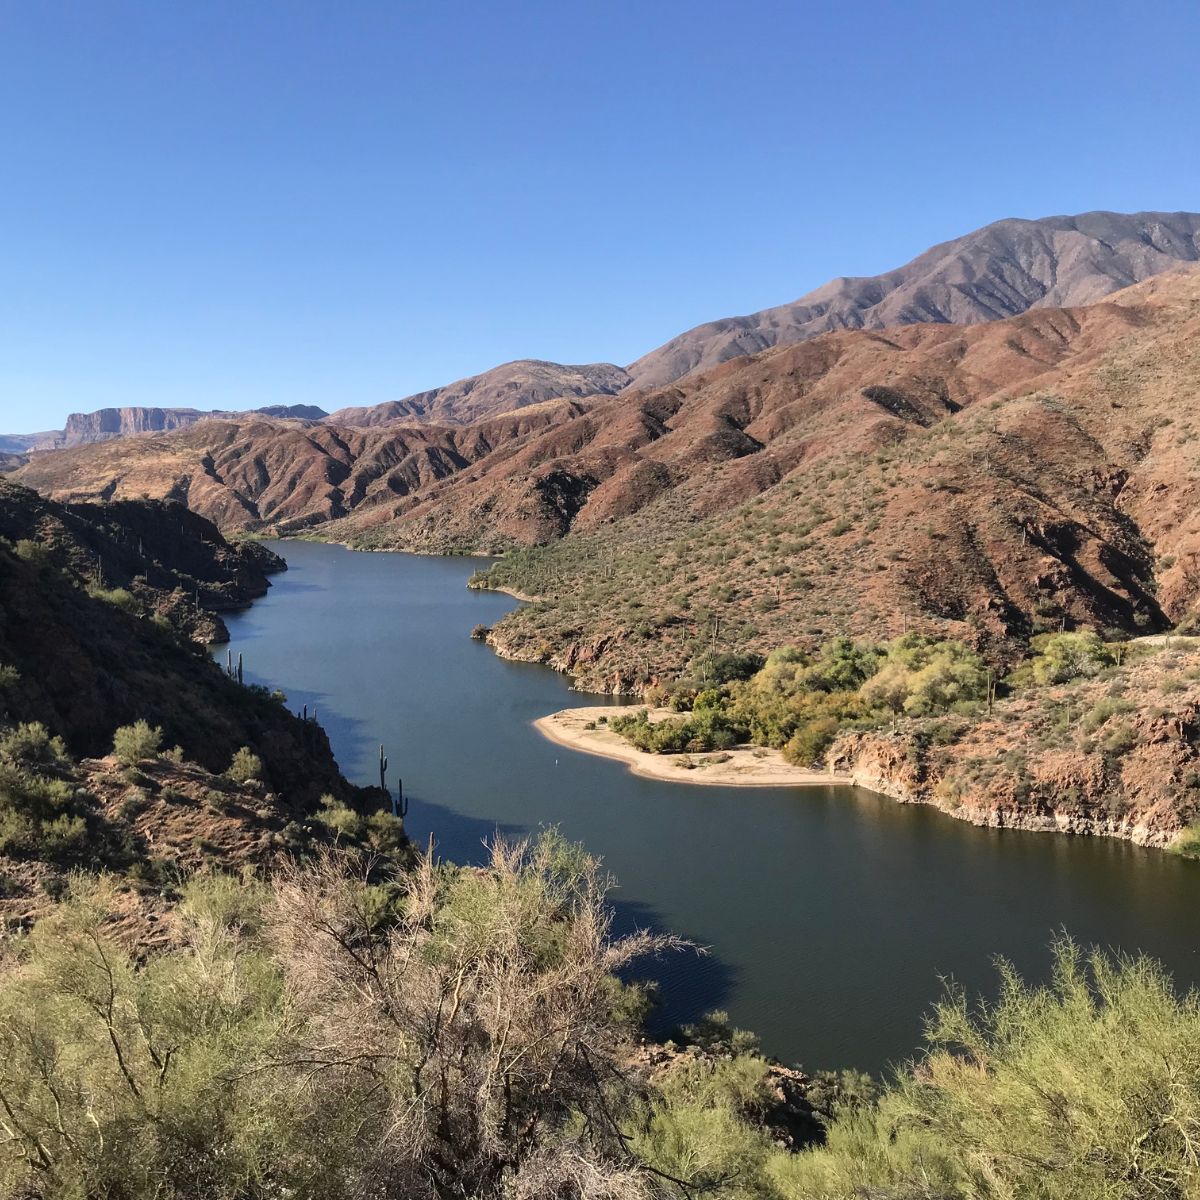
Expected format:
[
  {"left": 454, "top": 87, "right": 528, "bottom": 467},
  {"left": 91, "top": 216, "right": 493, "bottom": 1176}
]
[
  {"left": 61, "top": 407, "right": 212, "bottom": 445},
  {"left": 3, "top": 404, "right": 330, "bottom": 452},
  {"left": 58, "top": 404, "right": 330, "bottom": 446},
  {"left": 829, "top": 646, "right": 1200, "bottom": 848}
]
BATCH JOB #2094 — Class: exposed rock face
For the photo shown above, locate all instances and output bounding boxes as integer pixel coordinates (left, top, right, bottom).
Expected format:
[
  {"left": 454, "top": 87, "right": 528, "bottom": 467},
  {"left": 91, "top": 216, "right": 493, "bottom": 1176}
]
[
  {"left": 3, "top": 404, "right": 330, "bottom": 453},
  {"left": 329, "top": 360, "right": 630, "bottom": 427},
  {"left": 61, "top": 407, "right": 223, "bottom": 445},
  {"left": 626, "top": 210, "right": 1200, "bottom": 387},
  {"left": 829, "top": 647, "right": 1200, "bottom": 849}
]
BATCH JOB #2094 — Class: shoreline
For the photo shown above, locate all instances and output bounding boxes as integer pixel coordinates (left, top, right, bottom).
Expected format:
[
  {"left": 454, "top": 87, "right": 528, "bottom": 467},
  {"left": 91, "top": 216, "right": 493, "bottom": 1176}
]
[
  {"left": 471, "top": 582, "right": 538, "bottom": 603},
  {"left": 534, "top": 706, "right": 855, "bottom": 788}
]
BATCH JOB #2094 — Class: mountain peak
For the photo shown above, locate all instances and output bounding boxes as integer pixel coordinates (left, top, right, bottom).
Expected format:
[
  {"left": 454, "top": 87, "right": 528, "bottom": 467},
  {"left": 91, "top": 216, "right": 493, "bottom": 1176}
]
[{"left": 625, "top": 210, "right": 1200, "bottom": 389}]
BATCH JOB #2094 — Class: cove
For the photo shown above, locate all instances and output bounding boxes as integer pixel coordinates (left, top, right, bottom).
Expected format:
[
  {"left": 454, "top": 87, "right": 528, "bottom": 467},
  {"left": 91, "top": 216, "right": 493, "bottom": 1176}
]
[{"left": 216, "top": 540, "right": 1200, "bottom": 1075}]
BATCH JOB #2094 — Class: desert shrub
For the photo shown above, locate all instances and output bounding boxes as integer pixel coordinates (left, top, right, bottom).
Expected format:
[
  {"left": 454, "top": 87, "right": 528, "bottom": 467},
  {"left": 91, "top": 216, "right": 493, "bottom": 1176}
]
[
  {"left": 610, "top": 708, "right": 745, "bottom": 755},
  {"left": 0, "top": 835, "right": 689, "bottom": 1198},
  {"left": 0, "top": 763, "right": 118, "bottom": 867},
  {"left": 1101, "top": 720, "right": 1140, "bottom": 757},
  {"left": 226, "top": 746, "right": 264, "bottom": 784},
  {"left": 111, "top": 720, "right": 163, "bottom": 765},
  {"left": 1080, "top": 696, "right": 1136, "bottom": 733},
  {"left": 1030, "top": 631, "right": 1115, "bottom": 684},
  {"left": 690, "top": 650, "right": 763, "bottom": 686},
  {"left": 13, "top": 538, "right": 50, "bottom": 567},
  {"left": 0, "top": 663, "right": 19, "bottom": 690},
  {"left": 779, "top": 941, "right": 1200, "bottom": 1200},
  {"left": 1171, "top": 823, "right": 1200, "bottom": 859},
  {"left": 366, "top": 810, "right": 406, "bottom": 853},
  {"left": 86, "top": 584, "right": 139, "bottom": 613},
  {"left": 315, "top": 793, "right": 366, "bottom": 841},
  {"left": 0, "top": 722, "right": 67, "bottom": 768},
  {"left": 782, "top": 717, "right": 840, "bottom": 767}
]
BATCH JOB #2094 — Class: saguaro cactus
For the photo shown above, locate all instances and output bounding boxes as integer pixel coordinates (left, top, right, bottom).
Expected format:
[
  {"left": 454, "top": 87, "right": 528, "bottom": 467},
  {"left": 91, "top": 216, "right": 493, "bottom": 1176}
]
[{"left": 379, "top": 743, "right": 408, "bottom": 820}]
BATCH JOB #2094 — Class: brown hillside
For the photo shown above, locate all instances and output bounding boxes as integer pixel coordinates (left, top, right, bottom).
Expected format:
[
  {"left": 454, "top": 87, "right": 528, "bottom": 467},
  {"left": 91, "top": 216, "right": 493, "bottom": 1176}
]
[
  {"left": 625, "top": 210, "right": 1200, "bottom": 388},
  {"left": 328, "top": 359, "right": 629, "bottom": 427},
  {"left": 16, "top": 269, "right": 1200, "bottom": 690},
  {"left": 469, "top": 268, "right": 1200, "bottom": 689},
  {"left": 12, "top": 401, "right": 587, "bottom": 535}
]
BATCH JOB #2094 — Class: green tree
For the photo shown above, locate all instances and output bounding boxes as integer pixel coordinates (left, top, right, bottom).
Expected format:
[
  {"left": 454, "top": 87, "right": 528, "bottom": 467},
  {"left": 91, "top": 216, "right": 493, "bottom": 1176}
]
[
  {"left": 111, "top": 720, "right": 163, "bottom": 765},
  {"left": 1031, "top": 631, "right": 1115, "bottom": 684}
]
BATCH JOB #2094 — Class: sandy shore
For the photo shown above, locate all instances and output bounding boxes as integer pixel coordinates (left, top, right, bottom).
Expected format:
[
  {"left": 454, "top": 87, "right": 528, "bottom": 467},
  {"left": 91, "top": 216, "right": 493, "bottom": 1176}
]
[
  {"left": 467, "top": 582, "right": 539, "bottom": 603},
  {"left": 534, "top": 706, "right": 855, "bottom": 788}
]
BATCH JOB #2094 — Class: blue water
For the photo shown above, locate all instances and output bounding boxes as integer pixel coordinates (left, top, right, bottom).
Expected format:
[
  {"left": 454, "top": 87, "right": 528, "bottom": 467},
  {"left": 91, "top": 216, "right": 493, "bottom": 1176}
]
[{"left": 216, "top": 540, "right": 1200, "bottom": 1075}]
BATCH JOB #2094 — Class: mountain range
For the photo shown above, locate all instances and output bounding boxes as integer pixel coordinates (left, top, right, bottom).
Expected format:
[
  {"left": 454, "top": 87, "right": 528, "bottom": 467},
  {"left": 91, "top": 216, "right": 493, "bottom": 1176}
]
[
  {"left": 10, "top": 209, "right": 1200, "bottom": 686},
  {"left": 0, "top": 404, "right": 329, "bottom": 454},
  {"left": 7, "top": 210, "right": 1198, "bottom": 455}
]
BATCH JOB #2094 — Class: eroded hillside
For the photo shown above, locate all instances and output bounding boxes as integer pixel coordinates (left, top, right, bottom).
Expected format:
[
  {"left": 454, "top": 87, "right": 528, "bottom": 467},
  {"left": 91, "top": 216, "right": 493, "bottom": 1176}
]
[{"left": 16, "top": 269, "right": 1200, "bottom": 691}]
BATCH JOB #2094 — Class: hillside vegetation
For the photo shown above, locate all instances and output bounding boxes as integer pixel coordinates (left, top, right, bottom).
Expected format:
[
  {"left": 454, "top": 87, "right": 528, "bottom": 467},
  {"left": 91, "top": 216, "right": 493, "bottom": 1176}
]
[
  {"left": 2, "top": 834, "right": 1198, "bottom": 1198},
  {"left": 471, "top": 269, "right": 1200, "bottom": 689}
]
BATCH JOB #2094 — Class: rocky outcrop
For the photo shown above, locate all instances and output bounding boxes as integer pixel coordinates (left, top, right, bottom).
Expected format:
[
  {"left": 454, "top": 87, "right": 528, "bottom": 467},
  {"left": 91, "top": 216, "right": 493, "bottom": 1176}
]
[
  {"left": 0, "top": 478, "right": 284, "bottom": 643},
  {"left": 829, "top": 652, "right": 1200, "bottom": 848},
  {"left": 4, "top": 404, "right": 329, "bottom": 453}
]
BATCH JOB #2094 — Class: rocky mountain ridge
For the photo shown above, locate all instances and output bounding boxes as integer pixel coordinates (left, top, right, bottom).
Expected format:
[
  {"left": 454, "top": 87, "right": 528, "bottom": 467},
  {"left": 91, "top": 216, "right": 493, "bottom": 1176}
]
[
  {"left": 9, "top": 211, "right": 1197, "bottom": 458},
  {"left": 625, "top": 210, "right": 1200, "bottom": 387},
  {"left": 4, "top": 403, "right": 331, "bottom": 454}
]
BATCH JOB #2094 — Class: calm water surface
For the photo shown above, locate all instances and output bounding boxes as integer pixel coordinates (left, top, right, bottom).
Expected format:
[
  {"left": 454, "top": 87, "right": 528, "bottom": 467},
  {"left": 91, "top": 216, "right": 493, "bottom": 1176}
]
[{"left": 217, "top": 541, "right": 1200, "bottom": 1074}]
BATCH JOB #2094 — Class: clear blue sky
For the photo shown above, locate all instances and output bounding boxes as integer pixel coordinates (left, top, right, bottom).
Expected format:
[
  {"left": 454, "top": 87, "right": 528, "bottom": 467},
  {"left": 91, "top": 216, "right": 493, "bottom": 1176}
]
[{"left": 2, "top": 0, "right": 1197, "bottom": 433}]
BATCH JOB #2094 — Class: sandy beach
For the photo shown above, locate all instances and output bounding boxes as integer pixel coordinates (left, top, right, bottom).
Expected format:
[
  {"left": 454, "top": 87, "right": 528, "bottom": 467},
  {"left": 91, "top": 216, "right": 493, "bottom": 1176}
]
[{"left": 534, "top": 705, "right": 855, "bottom": 788}]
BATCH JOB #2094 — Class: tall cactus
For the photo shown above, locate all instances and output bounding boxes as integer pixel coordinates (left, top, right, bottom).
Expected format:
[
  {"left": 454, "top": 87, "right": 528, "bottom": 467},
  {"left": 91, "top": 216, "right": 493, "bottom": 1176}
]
[{"left": 378, "top": 743, "right": 408, "bottom": 820}]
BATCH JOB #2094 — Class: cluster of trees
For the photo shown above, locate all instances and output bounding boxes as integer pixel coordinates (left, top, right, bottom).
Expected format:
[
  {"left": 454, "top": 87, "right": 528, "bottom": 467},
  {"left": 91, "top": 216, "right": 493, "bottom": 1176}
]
[
  {"left": 616, "top": 631, "right": 1137, "bottom": 767},
  {"left": 618, "top": 634, "right": 992, "bottom": 765},
  {"left": 2, "top": 834, "right": 1198, "bottom": 1199}
]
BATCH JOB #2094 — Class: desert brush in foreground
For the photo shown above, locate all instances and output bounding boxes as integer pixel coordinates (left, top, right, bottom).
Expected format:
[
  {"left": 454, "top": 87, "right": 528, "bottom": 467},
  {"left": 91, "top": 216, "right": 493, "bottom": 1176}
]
[{"left": 1, "top": 832, "right": 1198, "bottom": 1198}]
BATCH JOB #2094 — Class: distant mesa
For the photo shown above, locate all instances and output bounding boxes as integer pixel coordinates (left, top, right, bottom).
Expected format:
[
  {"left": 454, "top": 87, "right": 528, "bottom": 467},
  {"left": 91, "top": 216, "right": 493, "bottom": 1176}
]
[{"left": 3, "top": 403, "right": 330, "bottom": 454}]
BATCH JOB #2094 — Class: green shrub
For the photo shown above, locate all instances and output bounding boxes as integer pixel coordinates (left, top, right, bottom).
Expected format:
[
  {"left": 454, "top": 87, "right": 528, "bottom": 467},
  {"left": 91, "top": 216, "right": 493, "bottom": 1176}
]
[
  {"left": 316, "top": 793, "right": 366, "bottom": 841},
  {"left": 782, "top": 717, "right": 840, "bottom": 767},
  {"left": 1171, "top": 823, "right": 1200, "bottom": 859},
  {"left": 781, "top": 941, "right": 1200, "bottom": 1200},
  {"left": 0, "top": 722, "right": 67, "bottom": 768},
  {"left": 13, "top": 538, "right": 49, "bottom": 567},
  {"left": 1030, "top": 631, "right": 1115, "bottom": 684},
  {"left": 226, "top": 746, "right": 263, "bottom": 784},
  {"left": 111, "top": 720, "right": 163, "bottom": 766},
  {"left": 86, "top": 584, "right": 139, "bottom": 614}
]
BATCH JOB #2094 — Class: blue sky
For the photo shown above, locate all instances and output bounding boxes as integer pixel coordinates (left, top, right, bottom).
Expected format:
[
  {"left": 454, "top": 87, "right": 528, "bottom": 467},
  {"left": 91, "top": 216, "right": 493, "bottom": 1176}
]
[{"left": 2, "top": 1, "right": 1198, "bottom": 433}]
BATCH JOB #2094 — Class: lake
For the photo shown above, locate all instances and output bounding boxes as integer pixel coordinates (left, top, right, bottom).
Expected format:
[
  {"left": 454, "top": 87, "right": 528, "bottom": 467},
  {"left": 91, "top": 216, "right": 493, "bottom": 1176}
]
[{"left": 216, "top": 540, "right": 1200, "bottom": 1075}]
